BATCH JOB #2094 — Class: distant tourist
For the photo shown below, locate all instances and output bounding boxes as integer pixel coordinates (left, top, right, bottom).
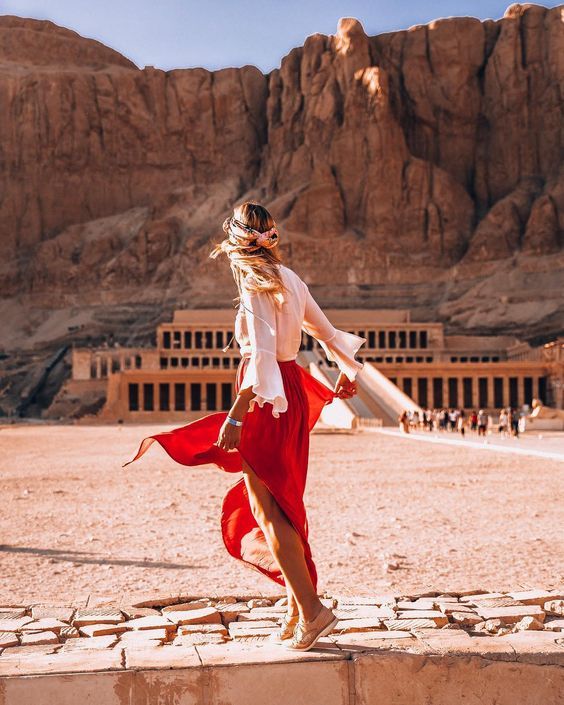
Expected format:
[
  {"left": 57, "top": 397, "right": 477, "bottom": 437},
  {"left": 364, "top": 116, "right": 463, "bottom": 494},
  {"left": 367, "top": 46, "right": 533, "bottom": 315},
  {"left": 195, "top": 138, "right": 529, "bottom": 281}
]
[
  {"left": 457, "top": 408, "right": 466, "bottom": 437},
  {"left": 470, "top": 410, "right": 478, "bottom": 432},
  {"left": 399, "top": 410, "right": 410, "bottom": 433},
  {"left": 477, "top": 409, "right": 488, "bottom": 436},
  {"left": 498, "top": 408, "right": 509, "bottom": 436},
  {"left": 509, "top": 407, "right": 520, "bottom": 437},
  {"left": 439, "top": 408, "right": 448, "bottom": 430}
]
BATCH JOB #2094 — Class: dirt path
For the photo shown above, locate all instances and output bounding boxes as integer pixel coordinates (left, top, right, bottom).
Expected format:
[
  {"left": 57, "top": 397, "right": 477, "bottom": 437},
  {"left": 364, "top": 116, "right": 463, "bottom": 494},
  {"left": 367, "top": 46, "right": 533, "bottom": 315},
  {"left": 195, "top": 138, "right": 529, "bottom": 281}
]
[{"left": 1, "top": 424, "right": 562, "bottom": 602}]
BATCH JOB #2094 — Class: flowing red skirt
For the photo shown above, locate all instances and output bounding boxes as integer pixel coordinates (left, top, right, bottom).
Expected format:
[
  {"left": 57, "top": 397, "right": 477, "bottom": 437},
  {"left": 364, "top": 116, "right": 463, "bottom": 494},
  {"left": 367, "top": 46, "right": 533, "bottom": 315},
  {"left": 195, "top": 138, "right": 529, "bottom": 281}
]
[{"left": 123, "top": 357, "right": 336, "bottom": 590}]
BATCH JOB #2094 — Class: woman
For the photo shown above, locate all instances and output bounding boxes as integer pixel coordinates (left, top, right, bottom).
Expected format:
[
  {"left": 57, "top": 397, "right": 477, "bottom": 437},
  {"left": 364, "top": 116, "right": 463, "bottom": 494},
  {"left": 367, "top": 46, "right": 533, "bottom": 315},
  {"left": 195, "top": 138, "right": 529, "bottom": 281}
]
[{"left": 124, "top": 202, "right": 366, "bottom": 651}]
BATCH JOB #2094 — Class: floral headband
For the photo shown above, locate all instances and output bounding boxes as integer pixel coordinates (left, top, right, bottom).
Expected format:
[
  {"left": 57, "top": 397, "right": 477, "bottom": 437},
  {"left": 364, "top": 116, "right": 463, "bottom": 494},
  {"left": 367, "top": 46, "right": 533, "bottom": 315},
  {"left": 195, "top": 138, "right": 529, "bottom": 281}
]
[{"left": 222, "top": 216, "right": 279, "bottom": 251}]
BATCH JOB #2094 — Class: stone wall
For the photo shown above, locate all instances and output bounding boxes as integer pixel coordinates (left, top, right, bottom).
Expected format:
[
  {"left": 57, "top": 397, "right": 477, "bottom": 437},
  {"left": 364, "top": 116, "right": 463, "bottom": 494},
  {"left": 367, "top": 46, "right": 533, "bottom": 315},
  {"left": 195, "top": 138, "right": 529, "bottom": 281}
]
[{"left": 0, "top": 588, "right": 563, "bottom": 705}]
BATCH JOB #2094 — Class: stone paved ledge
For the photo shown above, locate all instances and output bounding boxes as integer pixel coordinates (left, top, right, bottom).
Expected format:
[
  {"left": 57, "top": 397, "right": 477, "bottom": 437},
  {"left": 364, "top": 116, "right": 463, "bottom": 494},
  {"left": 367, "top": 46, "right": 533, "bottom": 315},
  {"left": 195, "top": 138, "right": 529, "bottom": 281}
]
[{"left": 0, "top": 587, "right": 563, "bottom": 704}]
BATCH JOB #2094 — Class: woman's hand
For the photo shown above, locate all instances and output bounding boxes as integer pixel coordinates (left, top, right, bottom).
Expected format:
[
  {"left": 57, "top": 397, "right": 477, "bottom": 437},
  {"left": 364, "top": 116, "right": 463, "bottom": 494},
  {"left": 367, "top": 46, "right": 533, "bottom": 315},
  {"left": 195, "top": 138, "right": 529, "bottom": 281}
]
[
  {"left": 215, "top": 388, "right": 254, "bottom": 451},
  {"left": 334, "top": 372, "right": 357, "bottom": 399},
  {"left": 216, "top": 419, "right": 242, "bottom": 451}
]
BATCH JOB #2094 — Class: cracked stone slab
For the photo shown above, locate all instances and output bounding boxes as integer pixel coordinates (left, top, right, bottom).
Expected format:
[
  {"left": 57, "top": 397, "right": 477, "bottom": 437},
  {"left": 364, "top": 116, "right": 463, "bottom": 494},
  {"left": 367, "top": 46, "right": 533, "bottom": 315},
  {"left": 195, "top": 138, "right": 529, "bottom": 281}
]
[
  {"left": 195, "top": 640, "right": 345, "bottom": 666},
  {"left": 500, "top": 631, "right": 564, "bottom": 666},
  {"left": 0, "top": 633, "right": 19, "bottom": 648},
  {"left": 30, "top": 606, "right": 75, "bottom": 622},
  {"left": 334, "top": 606, "right": 395, "bottom": 620},
  {"left": 450, "top": 612, "right": 483, "bottom": 626},
  {"left": 119, "top": 628, "right": 169, "bottom": 643},
  {"left": 228, "top": 624, "right": 277, "bottom": 639},
  {"left": 0, "top": 647, "right": 124, "bottom": 676},
  {"left": 396, "top": 599, "right": 439, "bottom": 610},
  {"left": 79, "top": 623, "right": 129, "bottom": 638},
  {"left": 334, "top": 618, "right": 384, "bottom": 634},
  {"left": 20, "top": 619, "right": 69, "bottom": 633},
  {"left": 123, "top": 644, "right": 200, "bottom": 670},
  {"left": 471, "top": 597, "right": 527, "bottom": 608},
  {"left": 122, "top": 615, "right": 175, "bottom": 631},
  {"left": 215, "top": 601, "right": 250, "bottom": 625},
  {"left": 331, "top": 632, "right": 430, "bottom": 654},
  {"left": 476, "top": 606, "right": 546, "bottom": 624},
  {"left": 383, "top": 618, "right": 440, "bottom": 631},
  {"left": 163, "top": 607, "right": 221, "bottom": 626},
  {"left": 59, "top": 626, "right": 80, "bottom": 639},
  {"left": 334, "top": 595, "right": 396, "bottom": 606},
  {"left": 242, "top": 606, "right": 292, "bottom": 619},
  {"left": 178, "top": 623, "right": 228, "bottom": 635},
  {"left": 118, "top": 606, "right": 160, "bottom": 620},
  {"left": 72, "top": 609, "right": 124, "bottom": 627},
  {"left": 61, "top": 635, "right": 119, "bottom": 650},
  {"left": 544, "top": 600, "right": 564, "bottom": 616},
  {"left": 508, "top": 590, "right": 564, "bottom": 606},
  {"left": 173, "top": 632, "right": 227, "bottom": 646},
  {"left": 19, "top": 632, "right": 59, "bottom": 646},
  {"left": 438, "top": 603, "right": 477, "bottom": 614},
  {"left": 396, "top": 610, "right": 448, "bottom": 626},
  {"left": 0, "top": 609, "right": 27, "bottom": 618},
  {"left": 460, "top": 592, "right": 506, "bottom": 603},
  {"left": 0, "top": 616, "right": 33, "bottom": 632},
  {"left": 161, "top": 600, "right": 209, "bottom": 613}
]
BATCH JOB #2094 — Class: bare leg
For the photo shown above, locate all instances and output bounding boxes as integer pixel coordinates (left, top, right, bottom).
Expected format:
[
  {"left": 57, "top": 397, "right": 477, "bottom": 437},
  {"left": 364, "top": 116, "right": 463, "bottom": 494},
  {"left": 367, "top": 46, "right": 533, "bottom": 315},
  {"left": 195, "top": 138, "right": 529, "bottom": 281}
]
[
  {"left": 286, "top": 588, "right": 298, "bottom": 618},
  {"left": 242, "top": 460, "right": 322, "bottom": 623}
]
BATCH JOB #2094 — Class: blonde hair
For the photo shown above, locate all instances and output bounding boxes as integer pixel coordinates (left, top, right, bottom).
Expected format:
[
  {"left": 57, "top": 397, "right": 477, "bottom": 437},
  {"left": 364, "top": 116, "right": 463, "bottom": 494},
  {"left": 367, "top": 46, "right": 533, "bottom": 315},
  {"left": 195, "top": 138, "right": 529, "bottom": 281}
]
[{"left": 210, "top": 202, "right": 286, "bottom": 305}]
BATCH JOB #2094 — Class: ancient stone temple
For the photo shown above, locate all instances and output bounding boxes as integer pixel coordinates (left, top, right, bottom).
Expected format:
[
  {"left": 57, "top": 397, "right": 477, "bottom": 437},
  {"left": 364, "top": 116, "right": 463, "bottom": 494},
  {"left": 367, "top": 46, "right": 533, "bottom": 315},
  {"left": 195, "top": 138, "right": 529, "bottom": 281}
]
[{"left": 68, "top": 309, "right": 563, "bottom": 425}]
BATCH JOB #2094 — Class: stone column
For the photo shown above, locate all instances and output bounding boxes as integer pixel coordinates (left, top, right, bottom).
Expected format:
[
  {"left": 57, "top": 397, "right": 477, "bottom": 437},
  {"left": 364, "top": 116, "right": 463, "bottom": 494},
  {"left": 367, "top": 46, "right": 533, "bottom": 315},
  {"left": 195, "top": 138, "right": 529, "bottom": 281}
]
[
  {"left": 487, "top": 377, "right": 494, "bottom": 409},
  {"left": 472, "top": 376, "right": 479, "bottom": 408},
  {"left": 411, "top": 377, "right": 418, "bottom": 406}
]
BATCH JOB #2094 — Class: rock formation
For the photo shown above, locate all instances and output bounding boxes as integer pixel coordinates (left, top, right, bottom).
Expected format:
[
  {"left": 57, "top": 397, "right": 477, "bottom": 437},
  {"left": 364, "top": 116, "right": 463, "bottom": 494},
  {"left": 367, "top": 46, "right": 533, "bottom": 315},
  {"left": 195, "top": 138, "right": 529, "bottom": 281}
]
[{"left": 0, "top": 5, "right": 562, "bottom": 359}]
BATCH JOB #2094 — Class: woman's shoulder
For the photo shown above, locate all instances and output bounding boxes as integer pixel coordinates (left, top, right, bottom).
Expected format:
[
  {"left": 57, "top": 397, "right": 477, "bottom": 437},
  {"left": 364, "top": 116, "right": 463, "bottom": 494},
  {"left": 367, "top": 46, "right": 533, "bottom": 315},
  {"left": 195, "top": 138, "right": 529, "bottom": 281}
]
[{"left": 280, "top": 264, "right": 307, "bottom": 289}]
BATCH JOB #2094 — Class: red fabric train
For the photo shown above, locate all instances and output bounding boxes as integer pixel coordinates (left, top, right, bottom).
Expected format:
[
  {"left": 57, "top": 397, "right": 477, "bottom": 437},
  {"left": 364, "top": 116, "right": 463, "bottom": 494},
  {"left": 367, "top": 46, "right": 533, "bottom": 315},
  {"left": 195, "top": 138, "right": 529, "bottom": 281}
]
[{"left": 123, "top": 357, "right": 337, "bottom": 590}]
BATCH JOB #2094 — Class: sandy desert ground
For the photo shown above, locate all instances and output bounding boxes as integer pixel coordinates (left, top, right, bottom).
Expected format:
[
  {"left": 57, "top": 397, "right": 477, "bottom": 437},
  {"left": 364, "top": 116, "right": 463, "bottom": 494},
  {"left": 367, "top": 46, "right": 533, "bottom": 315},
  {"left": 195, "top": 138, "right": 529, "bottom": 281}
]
[{"left": 1, "top": 423, "right": 562, "bottom": 602}]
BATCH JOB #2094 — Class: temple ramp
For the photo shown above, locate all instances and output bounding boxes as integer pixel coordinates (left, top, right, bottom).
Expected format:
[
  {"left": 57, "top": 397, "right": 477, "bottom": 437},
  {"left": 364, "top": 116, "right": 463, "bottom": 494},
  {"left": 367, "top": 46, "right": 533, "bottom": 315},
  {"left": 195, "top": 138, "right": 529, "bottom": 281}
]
[
  {"left": 297, "top": 352, "right": 420, "bottom": 427},
  {"left": 356, "top": 361, "right": 422, "bottom": 426},
  {"left": 297, "top": 351, "right": 381, "bottom": 429}
]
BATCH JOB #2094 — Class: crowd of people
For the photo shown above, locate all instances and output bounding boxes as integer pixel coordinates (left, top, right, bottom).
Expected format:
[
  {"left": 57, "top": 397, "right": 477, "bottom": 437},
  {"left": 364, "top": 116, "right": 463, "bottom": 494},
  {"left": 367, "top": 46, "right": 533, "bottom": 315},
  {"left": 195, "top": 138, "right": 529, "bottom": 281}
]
[{"left": 398, "top": 407, "right": 523, "bottom": 437}]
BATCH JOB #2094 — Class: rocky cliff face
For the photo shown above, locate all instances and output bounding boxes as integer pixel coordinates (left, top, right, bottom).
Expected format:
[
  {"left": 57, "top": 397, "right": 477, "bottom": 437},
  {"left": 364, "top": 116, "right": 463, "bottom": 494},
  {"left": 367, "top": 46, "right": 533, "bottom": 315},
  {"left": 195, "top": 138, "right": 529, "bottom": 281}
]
[{"left": 0, "top": 4, "right": 563, "bottom": 356}]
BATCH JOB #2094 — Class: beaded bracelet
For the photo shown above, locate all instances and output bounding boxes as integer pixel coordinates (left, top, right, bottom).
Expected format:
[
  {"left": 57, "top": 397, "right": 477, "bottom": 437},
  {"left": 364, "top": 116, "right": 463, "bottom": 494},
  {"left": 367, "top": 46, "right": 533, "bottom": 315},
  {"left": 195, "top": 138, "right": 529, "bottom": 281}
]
[{"left": 226, "top": 415, "right": 243, "bottom": 427}]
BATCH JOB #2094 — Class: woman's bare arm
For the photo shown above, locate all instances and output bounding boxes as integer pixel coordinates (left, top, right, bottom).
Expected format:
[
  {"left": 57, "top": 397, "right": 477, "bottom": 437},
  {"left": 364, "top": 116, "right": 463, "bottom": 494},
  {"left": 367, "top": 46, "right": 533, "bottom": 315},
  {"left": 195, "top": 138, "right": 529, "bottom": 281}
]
[
  {"left": 229, "top": 386, "right": 255, "bottom": 421},
  {"left": 215, "top": 386, "right": 255, "bottom": 451}
]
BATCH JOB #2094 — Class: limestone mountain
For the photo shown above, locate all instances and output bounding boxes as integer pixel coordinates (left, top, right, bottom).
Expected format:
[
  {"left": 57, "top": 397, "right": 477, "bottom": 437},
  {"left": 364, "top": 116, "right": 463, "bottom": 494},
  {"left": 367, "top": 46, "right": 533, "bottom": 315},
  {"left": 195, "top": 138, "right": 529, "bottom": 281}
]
[{"left": 0, "top": 4, "right": 563, "bottom": 358}]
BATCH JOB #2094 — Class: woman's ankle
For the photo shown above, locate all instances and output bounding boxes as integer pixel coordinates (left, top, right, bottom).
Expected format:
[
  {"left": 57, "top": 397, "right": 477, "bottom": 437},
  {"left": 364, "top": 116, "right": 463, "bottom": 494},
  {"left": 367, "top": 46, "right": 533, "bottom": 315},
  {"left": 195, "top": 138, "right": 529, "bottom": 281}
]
[{"left": 298, "top": 598, "right": 324, "bottom": 623}]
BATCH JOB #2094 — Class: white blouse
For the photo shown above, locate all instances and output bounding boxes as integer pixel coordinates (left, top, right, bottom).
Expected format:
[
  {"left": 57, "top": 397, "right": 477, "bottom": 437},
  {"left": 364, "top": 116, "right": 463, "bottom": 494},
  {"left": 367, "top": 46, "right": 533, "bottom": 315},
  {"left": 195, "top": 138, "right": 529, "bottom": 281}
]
[{"left": 234, "top": 264, "right": 366, "bottom": 417}]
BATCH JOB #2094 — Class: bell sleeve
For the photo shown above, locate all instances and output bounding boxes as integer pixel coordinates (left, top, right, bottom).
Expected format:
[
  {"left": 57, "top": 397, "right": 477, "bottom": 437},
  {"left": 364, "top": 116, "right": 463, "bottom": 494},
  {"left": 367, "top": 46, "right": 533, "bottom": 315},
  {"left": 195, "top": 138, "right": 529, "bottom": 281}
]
[
  {"left": 302, "top": 284, "right": 366, "bottom": 381},
  {"left": 239, "top": 285, "right": 288, "bottom": 418}
]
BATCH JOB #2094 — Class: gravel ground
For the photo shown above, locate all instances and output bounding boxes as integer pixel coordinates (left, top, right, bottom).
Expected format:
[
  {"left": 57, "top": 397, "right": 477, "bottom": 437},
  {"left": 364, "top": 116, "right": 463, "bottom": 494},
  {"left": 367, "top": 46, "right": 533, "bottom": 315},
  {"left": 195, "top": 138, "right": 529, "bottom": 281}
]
[{"left": 1, "top": 423, "right": 563, "bottom": 602}]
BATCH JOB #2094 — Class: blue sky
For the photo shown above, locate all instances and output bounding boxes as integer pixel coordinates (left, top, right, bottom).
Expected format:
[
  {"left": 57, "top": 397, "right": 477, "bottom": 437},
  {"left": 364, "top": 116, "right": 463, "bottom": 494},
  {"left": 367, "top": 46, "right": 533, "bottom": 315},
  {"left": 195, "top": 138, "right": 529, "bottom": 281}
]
[{"left": 2, "top": 1, "right": 561, "bottom": 72}]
